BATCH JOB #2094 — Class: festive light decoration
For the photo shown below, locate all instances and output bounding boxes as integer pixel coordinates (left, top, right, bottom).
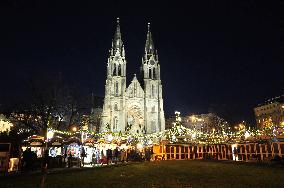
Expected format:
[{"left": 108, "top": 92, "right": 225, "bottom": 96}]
[
  {"left": 136, "top": 142, "right": 143, "bottom": 150},
  {"left": 107, "top": 134, "right": 114, "bottom": 142},
  {"left": 244, "top": 131, "right": 250, "bottom": 139},
  {"left": 43, "top": 112, "right": 241, "bottom": 145},
  {"left": 0, "top": 115, "right": 13, "bottom": 133},
  {"left": 47, "top": 129, "right": 55, "bottom": 140},
  {"left": 18, "top": 110, "right": 284, "bottom": 148}
]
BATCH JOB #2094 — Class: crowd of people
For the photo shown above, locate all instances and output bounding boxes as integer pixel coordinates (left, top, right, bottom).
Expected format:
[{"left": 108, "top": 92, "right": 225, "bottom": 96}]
[
  {"left": 19, "top": 146, "right": 154, "bottom": 172},
  {"left": 96, "top": 147, "right": 153, "bottom": 165}
]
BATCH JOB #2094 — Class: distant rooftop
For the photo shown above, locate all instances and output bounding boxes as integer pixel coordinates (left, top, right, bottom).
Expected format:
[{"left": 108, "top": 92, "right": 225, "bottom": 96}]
[{"left": 257, "top": 95, "right": 284, "bottom": 107}]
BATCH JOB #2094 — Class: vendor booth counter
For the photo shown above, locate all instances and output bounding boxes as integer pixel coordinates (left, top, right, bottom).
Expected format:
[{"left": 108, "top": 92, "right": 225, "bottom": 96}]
[
  {"left": 21, "top": 137, "right": 45, "bottom": 170},
  {"left": 47, "top": 137, "right": 64, "bottom": 168},
  {"left": 82, "top": 138, "right": 96, "bottom": 166},
  {"left": 63, "top": 137, "right": 82, "bottom": 168}
]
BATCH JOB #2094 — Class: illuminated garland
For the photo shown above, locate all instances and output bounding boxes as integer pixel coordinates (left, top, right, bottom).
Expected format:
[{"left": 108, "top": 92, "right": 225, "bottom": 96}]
[
  {"left": 0, "top": 115, "right": 13, "bottom": 133},
  {"left": 45, "top": 111, "right": 284, "bottom": 146}
]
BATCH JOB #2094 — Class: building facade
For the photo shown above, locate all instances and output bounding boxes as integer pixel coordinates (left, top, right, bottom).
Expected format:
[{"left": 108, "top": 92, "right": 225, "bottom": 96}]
[
  {"left": 254, "top": 95, "right": 284, "bottom": 129},
  {"left": 100, "top": 18, "right": 165, "bottom": 134}
]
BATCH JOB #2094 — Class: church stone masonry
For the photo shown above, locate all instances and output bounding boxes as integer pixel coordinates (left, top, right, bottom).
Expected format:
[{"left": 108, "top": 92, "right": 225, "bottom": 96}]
[{"left": 100, "top": 18, "right": 165, "bottom": 134}]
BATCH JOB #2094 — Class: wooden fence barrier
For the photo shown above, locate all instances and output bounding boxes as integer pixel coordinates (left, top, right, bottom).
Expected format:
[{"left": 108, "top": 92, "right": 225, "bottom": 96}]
[{"left": 154, "top": 142, "right": 284, "bottom": 162}]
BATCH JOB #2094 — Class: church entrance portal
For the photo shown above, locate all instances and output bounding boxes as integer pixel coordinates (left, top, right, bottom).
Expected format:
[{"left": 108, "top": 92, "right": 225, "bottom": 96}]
[{"left": 126, "top": 105, "right": 144, "bottom": 134}]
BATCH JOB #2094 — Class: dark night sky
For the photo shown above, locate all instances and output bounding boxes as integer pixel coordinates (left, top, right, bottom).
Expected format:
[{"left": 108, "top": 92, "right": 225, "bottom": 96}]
[{"left": 0, "top": 1, "right": 283, "bottom": 125}]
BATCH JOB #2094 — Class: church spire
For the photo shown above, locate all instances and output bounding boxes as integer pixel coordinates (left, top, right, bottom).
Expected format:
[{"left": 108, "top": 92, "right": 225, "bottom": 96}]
[
  {"left": 145, "top": 23, "right": 155, "bottom": 55},
  {"left": 141, "top": 22, "right": 160, "bottom": 82},
  {"left": 111, "top": 17, "right": 124, "bottom": 57}
]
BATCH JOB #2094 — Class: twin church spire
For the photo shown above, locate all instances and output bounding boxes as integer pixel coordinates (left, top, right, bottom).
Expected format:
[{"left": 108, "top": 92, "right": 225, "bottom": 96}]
[
  {"left": 102, "top": 18, "right": 165, "bottom": 134},
  {"left": 108, "top": 18, "right": 159, "bottom": 83},
  {"left": 110, "top": 18, "right": 157, "bottom": 62}
]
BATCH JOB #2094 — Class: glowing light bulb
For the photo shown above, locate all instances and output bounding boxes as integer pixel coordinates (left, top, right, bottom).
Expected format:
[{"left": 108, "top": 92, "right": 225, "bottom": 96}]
[
  {"left": 137, "top": 143, "right": 143, "bottom": 150},
  {"left": 107, "top": 134, "right": 114, "bottom": 142}
]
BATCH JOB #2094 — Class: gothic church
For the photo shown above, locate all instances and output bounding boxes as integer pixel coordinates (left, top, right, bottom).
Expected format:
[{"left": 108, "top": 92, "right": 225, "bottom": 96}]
[{"left": 100, "top": 18, "right": 165, "bottom": 134}]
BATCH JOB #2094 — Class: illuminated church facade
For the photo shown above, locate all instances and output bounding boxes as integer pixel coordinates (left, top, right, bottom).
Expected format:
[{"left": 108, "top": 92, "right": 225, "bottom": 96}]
[{"left": 100, "top": 18, "right": 165, "bottom": 134}]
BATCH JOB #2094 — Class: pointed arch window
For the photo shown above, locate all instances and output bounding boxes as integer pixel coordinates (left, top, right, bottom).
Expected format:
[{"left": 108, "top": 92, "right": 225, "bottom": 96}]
[
  {"left": 134, "top": 83, "right": 137, "bottom": 96},
  {"left": 151, "top": 121, "right": 156, "bottom": 132},
  {"left": 123, "top": 64, "right": 125, "bottom": 76},
  {"left": 149, "top": 68, "right": 152, "bottom": 79},
  {"left": 153, "top": 68, "right": 156, "bottom": 79},
  {"left": 118, "top": 64, "right": 121, "bottom": 76},
  {"left": 116, "top": 81, "right": 119, "bottom": 96},
  {"left": 152, "top": 84, "right": 155, "bottom": 98},
  {"left": 113, "top": 64, "right": 117, "bottom": 76},
  {"left": 113, "top": 116, "right": 118, "bottom": 131}
]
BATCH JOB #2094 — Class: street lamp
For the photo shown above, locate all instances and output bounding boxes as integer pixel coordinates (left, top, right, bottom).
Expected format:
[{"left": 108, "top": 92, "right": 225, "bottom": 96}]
[
  {"left": 72, "top": 126, "right": 77, "bottom": 132},
  {"left": 47, "top": 129, "right": 54, "bottom": 140}
]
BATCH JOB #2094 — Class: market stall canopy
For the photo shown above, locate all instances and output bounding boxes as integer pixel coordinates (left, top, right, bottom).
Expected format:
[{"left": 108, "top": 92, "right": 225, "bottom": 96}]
[
  {"left": 48, "top": 136, "right": 64, "bottom": 147},
  {"left": 63, "top": 136, "right": 81, "bottom": 145},
  {"left": 84, "top": 138, "right": 95, "bottom": 146},
  {"left": 23, "top": 135, "right": 45, "bottom": 146}
]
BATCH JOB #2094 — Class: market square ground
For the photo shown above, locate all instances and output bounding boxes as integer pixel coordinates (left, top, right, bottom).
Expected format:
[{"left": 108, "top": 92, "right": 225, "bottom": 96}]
[{"left": 2, "top": 160, "right": 284, "bottom": 188}]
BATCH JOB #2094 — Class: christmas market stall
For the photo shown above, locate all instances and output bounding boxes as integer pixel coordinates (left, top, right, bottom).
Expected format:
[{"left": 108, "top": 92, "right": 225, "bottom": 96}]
[
  {"left": 93, "top": 134, "right": 134, "bottom": 164},
  {"left": 63, "top": 136, "right": 82, "bottom": 167},
  {"left": 22, "top": 135, "right": 45, "bottom": 158},
  {"left": 48, "top": 136, "right": 64, "bottom": 168},
  {"left": 82, "top": 138, "right": 95, "bottom": 166},
  {"left": 94, "top": 138, "right": 118, "bottom": 165},
  {"left": 21, "top": 135, "right": 45, "bottom": 170}
]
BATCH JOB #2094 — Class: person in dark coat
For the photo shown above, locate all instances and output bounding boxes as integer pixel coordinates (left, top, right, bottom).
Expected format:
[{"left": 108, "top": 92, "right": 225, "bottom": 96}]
[
  {"left": 42, "top": 149, "right": 49, "bottom": 171},
  {"left": 114, "top": 148, "right": 119, "bottom": 164},
  {"left": 81, "top": 147, "right": 87, "bottom": 167},
  {"left": 22, "top": 148, "right": 33, "bottom": 171},
  {"left": 67, "top": 152, "right": 73, "bottom": 168},
  {"left": 106, "top": 149, "right": 112, "bottom": 165}
]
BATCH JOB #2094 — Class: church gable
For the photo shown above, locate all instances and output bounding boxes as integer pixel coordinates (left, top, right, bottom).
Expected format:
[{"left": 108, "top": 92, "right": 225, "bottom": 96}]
[{"left": 126, "top": 75, "right": 144, "bottom": 98}]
